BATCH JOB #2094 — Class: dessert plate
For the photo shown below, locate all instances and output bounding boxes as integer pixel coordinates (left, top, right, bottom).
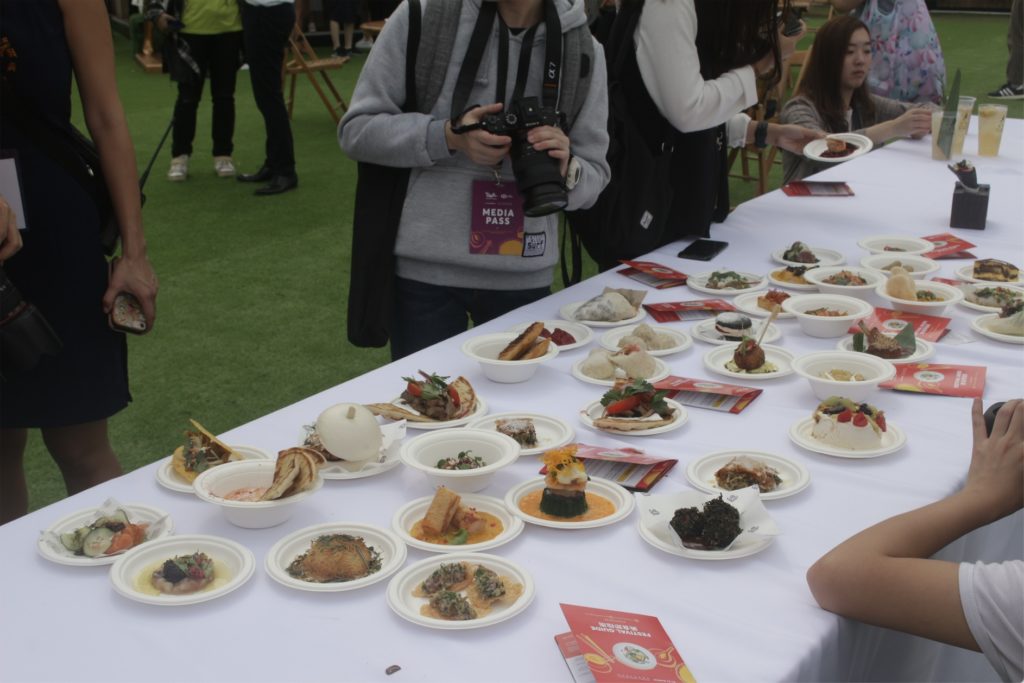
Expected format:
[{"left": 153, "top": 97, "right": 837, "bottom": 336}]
[
  {"left": 504, "top": 477, "right": 635, "bottom": 530},
  {"left": 687, "top": 271, "right": 767, "bottom": 296},
  {"left": 297, "top": 422, "right": 405, "bottom": 480},
  {"left": 264, "top": 522, "right": 406, "bottom": 592},
  {"left": 380, "top": 397, "right": 488, "bottom": 430},
  {"left": 507, "top": 319, "right": 593, "bottom": 351},
  {"left": 788, "top": 417, "right": 906, "bottom": 458},
  {"left": 599, "top": 325, "right": 692, "bottom": 357},
  {"left": 803, "top": 133, "right": 872, "bottom": 163},
  {"left": 685, "top": 451, "right": 810, "bottom": 501},
  {"left": 38, "top": 503, "right": 174, "bottom": 567},
  {"left": 386, "top": 552, "right": 535, "bottom": 630},
  {"left": 970, "top": 314, "right": 1024, "bottom": 344},
  {"left": 702, "top": 345, "right": 795, "bottom": 380},
  {"left": 560, "top": 301, "right": 646, "bottom": 328},
  {"left": 466, "top": 412, "right": 574, "bottom": 457},
  {"left": 957, "top": 283, "right": 1024, "bottom": 312},
  {"left": 732, "top": 291, "right": 796, "bottom": 319},
  {"left": 955, "top": 264, "right": 1023, "bottom": 285},
  {"left": 767, "top": 268, "right": 820, "bottom": 291},
  {"left": 155, "top": 445, "right": 271, "bottom": 494},
  {"left": 771, "top": 246, "right": 845, "bottom": 268},
  {"left": 579, "top": 399, "right": 688, "bottom": 437},
  {"left": 391, "top": 494, "right": 524, "bottom": 554},
  {"left": 571, "top": 356, "right": 670, "bottom": 387},
  {"left": 691, "top": 318, "right": 781, "bottom": 346},
  {"left": 836, "top": 336, "right": 935, "bottom": 363},
  {"left": 857, "top": 234, "right": 933, "bottom": 256}
]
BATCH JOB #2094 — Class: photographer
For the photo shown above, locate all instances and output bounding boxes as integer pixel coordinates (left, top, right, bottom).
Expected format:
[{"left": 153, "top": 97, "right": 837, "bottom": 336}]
[{"left": 340, "top": 0, "right": 610, "bottom": 360}]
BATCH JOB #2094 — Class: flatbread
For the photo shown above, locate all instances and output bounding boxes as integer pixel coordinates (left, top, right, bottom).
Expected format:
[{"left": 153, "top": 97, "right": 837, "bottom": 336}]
[
  {"left": 498, "top": 322, "right": 543, "bottom": 360},
  {"left": 593, "top": 411, "right": 677, "bottom": 432}
]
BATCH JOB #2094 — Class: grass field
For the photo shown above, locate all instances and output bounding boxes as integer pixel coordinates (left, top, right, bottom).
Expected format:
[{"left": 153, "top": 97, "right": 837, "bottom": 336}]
[{"left": 18, "top": 10, "right": 1022, "bottom": 513}]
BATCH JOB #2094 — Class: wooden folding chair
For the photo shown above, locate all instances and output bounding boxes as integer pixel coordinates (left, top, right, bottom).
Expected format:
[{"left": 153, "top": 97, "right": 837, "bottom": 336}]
[{"left": 284, "top": 28, "right": 350, "bottom": 124}]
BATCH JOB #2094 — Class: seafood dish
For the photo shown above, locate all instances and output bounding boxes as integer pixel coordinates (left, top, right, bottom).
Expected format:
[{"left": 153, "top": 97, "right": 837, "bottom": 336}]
[
  {"left": 366, "top": 372, "right": 477, "bottom": 423},
  {"left": 852, "top": 321, "right": 916, "bottom": 360},
  {"left": 782, "top": 241, "right": 818, "bottom": 264},
  {"left": 727, "top": 338, "right": 777, "bottom": 374},
  {"left": 986, "top": 301, "right": 1024, "bottom": 336},
  {"left": 670, "top": 495, "right": 742, "bottom": 550},
  {"left": 973, "top": 259, "right": 1020, "bottom": 283},
  {"left": 705, "top": 270, "right": 760, "bottom": 290},
  {"left": 286, "top": 534, "right": 382, "bottom": 583},
  {"left": 411, "top": 487, "right": 503, "bottom": 546},
  {"left": 714, "top": 456, "right": 781, "bottom": 493},
  {"left": 714, "top": 312, "right": 752, "bottom": 341},
  {"left": 963, "top": 285, "right": 1023, "bottom": 309},
  {"left": 495, "top": 417, "right": 538, "bottom": 448},
  {"left": 573, "top": 288, "right": 645, "bottom": 322},
  {"left": 579, "top": 346, "right": 657, "bottom": 381},
  {"left": 593, "top": 379, "right": 676, "bottom": 432},
  {"left": 149, "top": 552, "right": 216, "bottom": 595},
  {"left": 757, "top": 289, "right": 790, "bottom": 313},
  {"left": 811, "top": 396, "right": 887, "bottom": 450},
  {"left": 497, "top": 322, "right": 551, "bottom": 360},
  {"left": 772, "top": 265, "right": 817, "bottom": 285},
  {"left": 171, "top": 420, "right": 242, "bottom": 483},
  {"left": 822, "top": 270, "right": 868, "bottom": 286},
  {"left": 59, "top": 508, "right": 149, "bottom": 558},
  {"left": 616, "top": 323, "right": 676, "bottom": 351},
  {"left": 304, "top": 403, "right": 382, "bottom": 465},
  {"left": 436, "top": 451, "right": 485, "bottom": 470},
  {"left": 412, "top": 561, "right": 524, "bottom": 621}
]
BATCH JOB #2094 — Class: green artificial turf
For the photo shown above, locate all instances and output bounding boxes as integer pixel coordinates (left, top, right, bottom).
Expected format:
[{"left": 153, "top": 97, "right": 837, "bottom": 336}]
[{"left": 18, "top": 12, "right": 1020, "bottom": 513}]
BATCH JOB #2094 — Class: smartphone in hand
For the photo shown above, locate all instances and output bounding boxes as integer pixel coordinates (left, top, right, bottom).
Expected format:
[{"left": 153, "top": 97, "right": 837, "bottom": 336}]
[
  {"left": 108, "top": 292, "right": 148, "bottom": 335},
  {"left": 678, "top": 239, "right": 729, "bottom": 262}
]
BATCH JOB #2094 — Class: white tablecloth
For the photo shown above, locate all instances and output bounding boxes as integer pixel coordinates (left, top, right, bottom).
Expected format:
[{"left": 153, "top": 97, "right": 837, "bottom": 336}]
[{"left": 2, "top": 121, "right": 1022, "bottom": 683}]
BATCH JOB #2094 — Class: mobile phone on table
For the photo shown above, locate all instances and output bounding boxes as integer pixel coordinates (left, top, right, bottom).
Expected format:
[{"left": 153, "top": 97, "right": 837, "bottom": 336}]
[
  {"left": 109, "top": 292, "right": 148, "bottom": 335},
  {"left": 678, "top": 239, "right": 729, "bottom": 262}
]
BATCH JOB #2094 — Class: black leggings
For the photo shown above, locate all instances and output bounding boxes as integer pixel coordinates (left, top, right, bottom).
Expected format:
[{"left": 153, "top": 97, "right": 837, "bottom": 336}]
[
  {"left": 171, "top": 31, "right": 243, "bottom": 158},
  {"left": 241, "top": 2, "right": 296, "bottom": 175}
]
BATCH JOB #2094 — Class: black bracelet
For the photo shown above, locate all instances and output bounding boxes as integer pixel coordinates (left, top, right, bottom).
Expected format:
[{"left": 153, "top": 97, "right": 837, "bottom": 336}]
[{"left": 754, "top": 121, "right": 769, "bottom": 149}]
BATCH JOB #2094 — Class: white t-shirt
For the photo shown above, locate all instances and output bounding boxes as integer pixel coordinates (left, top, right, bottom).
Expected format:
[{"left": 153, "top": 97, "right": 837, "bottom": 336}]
[{"left": 959, "top": 560, "right": 1024, "bottom": 683}]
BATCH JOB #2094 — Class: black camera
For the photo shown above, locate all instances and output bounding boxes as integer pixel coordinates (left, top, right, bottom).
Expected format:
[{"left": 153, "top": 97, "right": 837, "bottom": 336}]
[
  {"left": 478, "top": 97, "right": 569, "bottom": 217},
  {"left": 0, "top": 265, "right": 62, "bottom": 378}
]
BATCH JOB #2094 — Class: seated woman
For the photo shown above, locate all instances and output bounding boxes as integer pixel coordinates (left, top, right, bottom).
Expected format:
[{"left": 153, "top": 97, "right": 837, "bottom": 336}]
[{"left": 780, "top": 15, "right": 933, "bottom": 183}]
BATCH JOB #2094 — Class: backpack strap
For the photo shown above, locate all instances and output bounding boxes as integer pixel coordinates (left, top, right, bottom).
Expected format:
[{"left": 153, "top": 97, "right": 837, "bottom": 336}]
[
  {"left": 559, "top": 24, "right": 594, "bottom": 131},
  {"left": 414, "top": 0, "right": 461, "bottom": 114},
  {"left": 405, "top": 0, "right": 421, "bottom": 112}
]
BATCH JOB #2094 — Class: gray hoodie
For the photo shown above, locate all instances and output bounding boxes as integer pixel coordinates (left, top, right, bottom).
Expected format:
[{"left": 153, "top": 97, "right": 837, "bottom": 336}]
[{"left": 339, "top": 0, "right": 610, "bottom": 290}]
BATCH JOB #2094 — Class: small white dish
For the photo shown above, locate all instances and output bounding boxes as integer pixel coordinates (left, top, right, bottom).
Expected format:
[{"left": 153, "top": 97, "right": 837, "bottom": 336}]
[
  {"left": 386, "top": 552, "right": 535, "bottom": 630},
  {"left": 155, "top": 445, "right": 271, "bottom": 494},
  {"left": 504, "top": 477, "right": 636, "bottom": 530},
  {"left": 957, "top": 283, "right": 1024, "bottom": 312},
  {"left": 702, "top": 344, "right": 795, "bottom": 381},
  {"left": 788, "top": 416, "right": 906, "bottom": 459},
  {"left": 803, "top": 266, "right": 883, "bottom": 300},
  {"left": 791, "top": 350, "right": 896, "bottom": 402},
  {"left": 385, "top": 396, "right": 489, "bottom": 431},
  {"left": 400, "top": 429, "right": 519, "bottom": 493},
  {"left": 685, "top": 450, "right": 810, "bottom": 501},
  {"left": 803, "top": 133, "right": 872, "bottom": 163},
  {"left": 465, "top": 412, "right": 574, "bottom": 457},
  {"left": 782, "top": 294, "right": 873, "bottom": 338},
  {"left": 560, "top": 301, "right": 646, "bottom": 328},
  {"left": 579, "top": 399, "right": 688, "bottom": 437},
  {"left": 955, "top": 263, "right": 1023, "bottom": 285},
  {"left": 857, "top": 234, "right": 933, "bottom": 255},
  {"left": 732, "top": 291, "right": 796, "bottom": 319},
  {"left": 771, "top": 246, "right": 845, "bottom": 268},
  {"left": 571, "top": 356, "right": 670, "bottom": 387},
  {"left": 507, "top": 319, "right": 593, "bottom": 351},
  {"left": 302, "top": 422, "right": 406, "bottom": 481},
  {"left": 599, "top": 324, "right": 692, "bottom": 356},
  {"left": 391, "top": 494, "right": 524, "bottom": 554},
  {"left": 109, "top": 534, "right": 255, "bottom": 606},
  {"left": 38, "top": 503, "right": 174, "bottom": 567},
  {"left": 875, "top": 280, "right": 964, "bottom": 316},
  {"left": 860, "top": 253, "right": 940, "bottom": 280},
  {"left": 687, "top": 270, "right": 767, "bottom": 296},
  {"left": 461, "top": 332, "right": 559, "bottom": 384},
  {"left": 193, "top": 460, "right": 323, "bottom": 529},
  {"left": 767, "top": 267, "right": 821, "bottom": 291},
  {"left": 264, "top": 522, "right": 406, "bottom": 592},
  {"left": 691, "top": 318, "right": 781, "bottom": 346},
  {"left": 836, "top": 335, "right": 935, "bottom": 363},
  {"left": 970, "top": 314, "right": 1024, "bottom": 344}
]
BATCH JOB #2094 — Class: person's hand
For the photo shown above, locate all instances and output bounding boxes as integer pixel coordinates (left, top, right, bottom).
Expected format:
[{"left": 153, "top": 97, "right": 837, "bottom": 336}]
[
  {"left": 778, "top": 21, "right": 806, "bottom": 63},
  {"left": 527, "top": 125, "right": 570, "bottom": 178},
  {"left": 103, "top": 254, "right": 158, "bottom": 331},
  {"left": 891, "top": 108, "right": 933, "bottom": 139},
  {"left": 964, "top": 398, "right": 1024, "bottom": 520},
  {"left": 0, "top": 194, "right": 23, "bottom": 262},
  {"left": 768, "top": 123, "right": 825, "bottom": 154},
  {"left": 445, "top": 103, "right": 512, "bottom": 167},
  {"left": 155, "top": 12, "right": 174, "bottom": 32}
]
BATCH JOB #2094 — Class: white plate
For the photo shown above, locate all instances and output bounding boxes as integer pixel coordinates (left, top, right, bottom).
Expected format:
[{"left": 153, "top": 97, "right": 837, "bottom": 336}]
[
  {"left": 955, "top": 264, "right": 1023, "bottom": 285},
  {"left": 803, "top": 133, "right": 873, "bottom": 163},
  {"left": 386, "top": 552, "right": 535, "bottom": 630},
  {"left": 732, "top": 291, "right": 796, "bottom": 319},
  {"left": 384, "top": 397, "right": 489, "bottom": 430},
  {"left": 836, "top": 336, "right": 935, "bottom": 363},
  {"left": 599, "top": 324, "right": 692, "bottom": 357},
  {"left": 788, "top": 417, "right": 906, "bottom": 459},
  {"left": 691, "top": 318, "right": 782, "bottom": 346},
  {"left": 560, "top": 301, "right": 646, "bottom": 328},
  {"left": 970, "top": 314, "right": 1024, "bottom": 344},
  {"left": 702, "top": 344, "right": 795, "bottom": 380},
  {"left": 687, "top": 270, "right": 767, "bottom": 296},
  {"left": 571, "top": 356, "right": 670, "bottom": 387},
  {"left": 155, "top": 445, "right": 271, "bottom": 494},
  {"left": 957, "top": 284, "right": 1024, "bottom": 312},
  {"left": 109, "top": 534, "right": 255, "bottom": 606},
  {"left": 507, "top": 319, "right": 593, "bottom": 351},
  {"left": 685, "top": 451, "right": 810, "bottom": 501},
  {"left": 298, "top": 422, "right": 405, "bottom": 480},
  {"left": 857, "top": 234, "right": 933, "bottom": 256},
  {"left": 579, "top": 399, "right": 688, "bottom": 437},
  {"left": 264, "top": 522, "right": 407, "bottom": 592},
  {"left": 767, "top": 267, "right": 821, "bottom": 291},
  {"left": 504, "top": 477, "right": 636, "bottom": 530},
  {"left": 391, "top": 494, "right": 524, "bottom": 554},
  {"left": 771, "top": 246, "right": 845, "bottom": 268},
  {"left": 38, "top": 504, "right": 174, "bottom": 567},
  {"left": 465, "top": 412, "right": 574, "bottom": 457}
]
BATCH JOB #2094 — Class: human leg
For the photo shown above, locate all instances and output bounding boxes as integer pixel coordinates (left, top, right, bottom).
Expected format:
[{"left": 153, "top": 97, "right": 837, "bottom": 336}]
[
  {"left": 389, "top": 278, "right": 472, "bottom": 361},
  {"left": 208, "top": 31, "right": 243, "bottom": 159},
  {"left": 170, "top": 33, "right": 211, "bottom": 159},
  {"left": 0, "top": 428, "right": 29, "bottom": 524},
  {"left": 41, "top": 419, "right": 122, "bottom": 497},
  {"left": 1009, "top": 0, "right": 1023, "bottom": 87}
]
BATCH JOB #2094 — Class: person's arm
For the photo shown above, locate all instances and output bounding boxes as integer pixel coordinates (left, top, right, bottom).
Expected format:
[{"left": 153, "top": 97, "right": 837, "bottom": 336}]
[
  {"left": 806, "top": 399, "right": 1024, "bottom": 651},
  {"left": 0, "top": 195, "right": 23, "bottom": 262},
  {"left": 60, "top": 0, "right": 158, "bottom": 325},
  {"left": 858, "top": 98, "right": 933, "bottom": 145}
]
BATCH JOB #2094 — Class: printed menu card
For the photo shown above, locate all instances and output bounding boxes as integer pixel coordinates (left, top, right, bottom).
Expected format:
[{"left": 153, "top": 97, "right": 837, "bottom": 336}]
[
  {"left": 882, "top": 363, "right": 986, "bottom": 397},
  {"left": 618, "top": 261, "right": 689, "bottom": 289},
  {"left": 654, "top": 376, "right": 762, "bottom": 414},
  {"left": 644, "top": 300, "right": 735, "bottom": 323},
  {"left": 850, "top": 308, "right": 952, "bottom": 342},
  {"left": 781, "top": 181, "right": 854, "bottom": 197},
  {"left": 921, "top": 232, "right": 976, "bottom": 260}
]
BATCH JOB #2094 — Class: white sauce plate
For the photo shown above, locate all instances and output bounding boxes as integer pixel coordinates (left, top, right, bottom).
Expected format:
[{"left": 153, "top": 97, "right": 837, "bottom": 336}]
[
  {"left": 970, "top": 314, "right": 1024, "bottom": 344},
  {"left": 297, "top": 422, "right": 405, "bottom": 480},
  {"left": 571, "top": 356, "right": 670, "bottom": 387},
  {"left": 598, "top": 324, "right": 692, "bottom": 356},
  {"left": 391, "top": 494, "right": 524, "bottom": 554},
  {"left": 38, "top": 503, "right": 174, "bottom": 567},
  {"left": 382, "top": 397, "right": 488, "bottom": 430},
  {"left": 685, "top": 451, "right": 810, "bottom": 501},
  {"left": 559, "top": 301, "right": 646, "bottom": 328},
  {"left": 803, "top": 133, "right": 872, "bottom": 163},
  {"left": 466, "top": 412, "right": 574, "bottom": 457},
  {"left": 687, "top": 270, "right": 767, "bottom": 296},
  {"left": 957, "top": 283, "right": 1024, "bottom": 312},
  {"left": 702, "top": 344, "right": 795, "bottom": 381},
  {"left": 691, "top": 318, "right": 782, "bottom": 346},
  {"left": 788, "top": 416, "right": 906, "bottom": 459},
  {"left": 767, "top": 268, "right": 821, "bottom": 291},
  {"left": 771, "top": 246, "right": 845, "bottom": 268},
  {"left": 155, "top": 445, "right": 271, "bottom": 494},
  {"left": 507, "top": 319, "right": 594, "bottom": 352},
  {"left": 835, "top": 336, "right": 935, "bottom": 363},
  {"left": 955, "top": 264, "right": 1023, "bottom": 285},
  {"left": 732, "top": 291, "right": 796, "bottom": 319},
  {"left": 579, "top": 399, "right": 688, "bottom": 437},
  {"left": 504, "top": 477, "right": 636, "bottom": 530}
]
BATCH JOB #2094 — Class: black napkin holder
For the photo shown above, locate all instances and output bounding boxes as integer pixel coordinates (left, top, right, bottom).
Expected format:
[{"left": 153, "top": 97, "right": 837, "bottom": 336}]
[{"left": 950, "top": 182, "right": 990, "bottom": 230}]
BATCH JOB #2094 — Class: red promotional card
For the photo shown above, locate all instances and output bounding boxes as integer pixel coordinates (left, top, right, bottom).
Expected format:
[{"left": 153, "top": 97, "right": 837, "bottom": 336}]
[
  {"left": 539, "top": 443, "right": 677, "bottom": 492},
  {"left": 932, "top": 277, "right": 962, "bottom": 287},
  {"left": 921, "top": 233, "right": 977, "bottom": 260},
  {"left": 850, "top": 308, "right": 951, "bottom": 342},
  {"left": 882, "top": 363, "right": 986, "bottom": 397},
  {"left": 782, "top": 181, "right": 854, "bottom": 196},
  {"left": 653, "top": 376, "right": 762, "bottom": 414},
  {"left": 618, "top": 261, "right": 689, "bottom": 289},
  {"left": 559, "top": 604, "right": 696, "bottom": 683},
  {"left": 644, "top": 299, "right": 735, "bottom": 323}
]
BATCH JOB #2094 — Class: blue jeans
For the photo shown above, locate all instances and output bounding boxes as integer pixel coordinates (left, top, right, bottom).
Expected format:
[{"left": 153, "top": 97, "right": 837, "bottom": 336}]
[{"left": 390, "top": 277, "right": 550, "bottom": 361}]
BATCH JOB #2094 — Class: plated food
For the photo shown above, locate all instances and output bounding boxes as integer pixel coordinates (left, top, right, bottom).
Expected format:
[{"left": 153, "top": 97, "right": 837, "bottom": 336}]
[
  {"left": 733, "top": 291, "right": 795, "bottom": 319},
  {"left": 860, "top": 253, "right": 940, "bottom": 280},
  {"left": 303, "top": 403, "right": 382, "bottom": 466},
  {"left": 157, "top": 445, "right": 270, "bottom": 494},
  {"left": 857, "top": 234, "right": 933, "bottom": 256},
  {"left": 691, "top": 317, "right": 781, "bottom": 346},
  {"left": 170, "top": 420, "right": 243, "bottom": 484},
  {"left": 875, "top": 273, "right": 963, "bottom": 315},
  {"left": 38, "top": 502, "right": 174, "bottom": 567},
  {"left": 463, "top": 330, "right": 561, "bottom": 383},
  {"left": 392, "top": 492, "right": 523, "bottom": 553},
  {"left": 670, "top": 495, "right": 743, "bottom": 550},
  {"left": 562, "top": 288, "right": 647, "bottom": 326},
  {"left": 702, "top": 343, "right": 794, "bottom": 380},
  {"left": 466, "top": 412, "right": 574, "bottom": 457},
  {"left": 959, "top": 283, "right": 1024, "bottom": 312},
  {"left": 789, "top": 396, "right": 906, "bottom": 458},
  {"left": 686, "top": 451, "right": 810, "bottom": 501},
  {"left": 769, "top": 265, "right": 819, "bottom": 290},
  {"left": 960, "top": 258, "right": 1021, "bottom": 284},
  {"left": 400, "top": 428, "right": 519, "bottom": 493},
  {"left": 782, "top": 294, "right": 872, "bottom": 338},
  {"left": 772, "top": 242, "right": 845, "bottom": 268},
  {"left": 590, "top": 379, "right": 679, "bottom": 432},
  {"left": 791, "top": 350, "right": 896, "bottom": 402},
  {"left": 688, "top": 270, "right": 766, "bottom": 295},
  {"left": 803, "top": 266, "right": 881, "bottom": 300},
  {"left": 803, "top": 133, "right": 872, "bottom": 163},
  {"left": 573, "top": 346, "right": 670, "bottom": 386},
  {"left": 971, "top": 301, "right": 1024, "bottom": 343},
  {"left": 508, "top": 319, "right": 592, "bottom": 351},
  {"left": 599, "top": 323, "right": 691, "bottom": 356},
  {"left": 366, "top": 372, "right": 485, "bottom": 428},
  {"left": 780, "top": 241, "right": 817, "bottom": 264}
]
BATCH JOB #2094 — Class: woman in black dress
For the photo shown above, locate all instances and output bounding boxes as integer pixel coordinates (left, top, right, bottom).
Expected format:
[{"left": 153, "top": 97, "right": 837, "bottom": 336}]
[{"left": 0, "top": 0, "right": 159, "bottom": 523}]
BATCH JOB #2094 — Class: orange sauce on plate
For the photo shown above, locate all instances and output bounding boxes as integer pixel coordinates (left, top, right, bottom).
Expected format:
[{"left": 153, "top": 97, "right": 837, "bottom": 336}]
[
  {"left": 409, "top": 511, "right": 504, "bottom": 545},
  {"left": 518, "top": 490, "right": 616, "bottom": 523}
]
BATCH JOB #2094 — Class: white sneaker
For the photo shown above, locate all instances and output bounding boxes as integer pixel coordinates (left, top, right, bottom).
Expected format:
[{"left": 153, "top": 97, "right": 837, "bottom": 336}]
[
  {"left": 213, "top": 156, "right": 236, "bottom": 177},
  {"left": 355, "top": 36, "right": 374, "bottom": 51},
  {"left": 167, "top": 155, "right": 188, "bottom": 181}
]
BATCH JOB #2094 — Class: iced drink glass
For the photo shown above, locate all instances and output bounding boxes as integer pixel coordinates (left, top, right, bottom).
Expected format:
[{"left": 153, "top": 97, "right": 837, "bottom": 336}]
[
  {"left": 931, "top": 110, "right": 952, "bottom": 160},
  {"left": 950, "top": 96, "right": 976, "bottom": 157},
  {"left": 977, "top": 104, "right": 1008, "bottom": 156}
]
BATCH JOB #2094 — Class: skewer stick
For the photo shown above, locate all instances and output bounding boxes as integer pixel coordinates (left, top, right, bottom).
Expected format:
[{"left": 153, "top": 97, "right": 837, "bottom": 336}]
[{"left": 755, "top": 306, "right": 780, "bottom": 347}]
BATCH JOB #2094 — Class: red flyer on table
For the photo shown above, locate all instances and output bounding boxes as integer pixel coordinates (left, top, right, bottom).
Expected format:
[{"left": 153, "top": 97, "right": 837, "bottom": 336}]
[
  {"left": 882, "top": 363, "right": 986, "bottom": 397},
  {"left": 781, "top": 180, "right": 854, "bottom": 196},
  {"left": 654, "top": 376, "right": 762, "bottom": 414},
  {"left": 558, "top": 604, "right": 696, "bottom": 683},
  {"left": 618, "top": 261, "right": 689, "bottom": 289},
  {"left": 921, "top": 233, "right": 977, "bottom": 260},
  {"left": 539, "top": 443, "right": 676, "bottom": 492},
  {"left": 850, "top": 307, "right": 951, "bottom": 342},
  {"left": 932, "top": 277, "right": 962, "bottom": 287},
  {"left": 643, "top": 299, "right": 735, "bottom": 323}
]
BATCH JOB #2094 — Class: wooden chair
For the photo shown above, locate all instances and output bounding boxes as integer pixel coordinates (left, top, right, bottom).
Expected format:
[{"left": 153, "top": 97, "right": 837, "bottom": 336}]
[{"left": 284, "top": 28, "right": 350, "bottom": 124}]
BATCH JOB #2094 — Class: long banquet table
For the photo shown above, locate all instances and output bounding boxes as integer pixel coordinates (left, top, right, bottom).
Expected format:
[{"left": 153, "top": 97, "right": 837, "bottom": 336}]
[{"left": 2, "top": 121, "right": 1023, "bottom": 683}]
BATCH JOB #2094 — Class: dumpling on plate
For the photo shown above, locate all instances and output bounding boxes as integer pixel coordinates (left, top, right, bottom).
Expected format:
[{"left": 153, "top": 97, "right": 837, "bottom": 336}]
[
  {"left": 617, "top": 334, "right": 649, "bottom": 351},
  {"left": 603, "top": 287, "right": 646, "bottom": 310},
  {"left": 631, "top": 323, "right": 675, "bottom": 350},
  {"left": 610, "top": 345, "right": 657, "bottom": 379},
  {"left": 580, "top": 348, "right": 616, "bottom": 380},
  {"left": 986, "top": 301, "right": 1024, "bottom": 336},
  {"left": 574, "top": 291, "right": 636, "bottom": 322}
]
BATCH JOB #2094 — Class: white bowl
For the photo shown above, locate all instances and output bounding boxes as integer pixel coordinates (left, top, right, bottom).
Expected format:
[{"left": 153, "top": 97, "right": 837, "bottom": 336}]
[
  {"left": 860, "top": 253, "right": 940, "bottom": 281},
  {"left": 400, "top": 429, "right": 519, "bottom": 493},
  {"left": 782, "top": 294, "right": 873, "bottom": 338},
  {"left": 857, "top": 234, "right": 933, "bottom": 255},
  {"left": 461, "top": 333, "right": 559, "bottom": 384},
  {"left": 803, "top": 266, "right": 883, "bottom": 300},
  {"left": 875, "top": 279, "right": 964, "bottom": 315},
  {"left": 193, "top": 460, "right": 322, "bottom": 529},
  {"left": 791, "top": 351, "right": 896, "bottom": 402}
]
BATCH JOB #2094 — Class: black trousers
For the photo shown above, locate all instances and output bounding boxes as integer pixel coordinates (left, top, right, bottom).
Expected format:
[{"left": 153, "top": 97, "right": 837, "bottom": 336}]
[
  {"left": 172, "top": 31, "right": 244, "bottom": 158},
  {"left": 241, "top": 2, "right": 295, "bottom": 175}
]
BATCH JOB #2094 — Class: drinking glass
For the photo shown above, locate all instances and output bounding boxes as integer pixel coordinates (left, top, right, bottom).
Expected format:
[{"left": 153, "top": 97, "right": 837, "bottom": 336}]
[
  {"left": 977, "top": 104, "right": 1008, "bottom": 157},
  {"left": 950, "top": 96, "right": 976, "bottom": 157}
]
